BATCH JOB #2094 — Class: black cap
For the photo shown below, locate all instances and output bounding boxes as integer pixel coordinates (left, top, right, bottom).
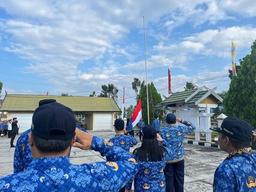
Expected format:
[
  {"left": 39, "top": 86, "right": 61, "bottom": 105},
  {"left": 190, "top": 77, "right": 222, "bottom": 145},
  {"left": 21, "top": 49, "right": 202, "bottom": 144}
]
[
  {"left": 166, "top": 113, "right": 176, "bottom": 124},
  {"left": 210, "top": 117, "right": 253, "bottom": 146},
  {"left": 32, "top": 100, "right": 76, "bottom": 140},
  {"left": 39, "top": 99, "right": 56, "bottom": 106},
  {"left": 114, "top": 118, "right": 124, "bottom": 130},
  {"left": 142, "top": 125, "right": 157, "bottom": 139}
]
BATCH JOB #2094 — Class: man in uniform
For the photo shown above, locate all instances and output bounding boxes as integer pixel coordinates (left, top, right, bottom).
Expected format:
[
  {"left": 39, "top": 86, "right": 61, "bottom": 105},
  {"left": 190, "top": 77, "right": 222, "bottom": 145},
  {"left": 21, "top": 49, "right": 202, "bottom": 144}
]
[
  {"left": 151, "top": 115, "right": 161, "bottom": 133},
  {"left": 13, "top": 99, "right": 56, "bottom": 173},
  {"left": 13, "top": 129, "right": 31, "bottom": 173},
  {"left": 10, "top": 117, "right": 19, "bottom": 147},
  {"left": 211, "top": 117, "right": 256, "bottom": 191},
  {"left": 160, "top": 113, "right": 195, "bottom": 192},
  {"left": 0, "top": 100, "right": 137, "bottom": 191}
]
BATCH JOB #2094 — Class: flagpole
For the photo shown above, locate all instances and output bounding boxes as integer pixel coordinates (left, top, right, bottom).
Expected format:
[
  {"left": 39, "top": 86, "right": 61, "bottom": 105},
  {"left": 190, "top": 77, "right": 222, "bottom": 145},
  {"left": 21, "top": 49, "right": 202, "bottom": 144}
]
[
  {"left": 122, "top": 87, "right": 125, "bottom": 119},
  {"left": 143, "top": 16, "right": 150, "bottom": 124}
]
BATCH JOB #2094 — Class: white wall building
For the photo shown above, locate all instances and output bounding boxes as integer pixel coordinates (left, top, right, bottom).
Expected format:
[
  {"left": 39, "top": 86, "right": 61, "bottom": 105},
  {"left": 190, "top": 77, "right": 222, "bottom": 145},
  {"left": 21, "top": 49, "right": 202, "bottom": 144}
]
[
  {"left": 0, "top": 94, "right": 120, "bottom": 133},
  {"left": 161, "top": 87, "right": 223, "bottom": 146}
]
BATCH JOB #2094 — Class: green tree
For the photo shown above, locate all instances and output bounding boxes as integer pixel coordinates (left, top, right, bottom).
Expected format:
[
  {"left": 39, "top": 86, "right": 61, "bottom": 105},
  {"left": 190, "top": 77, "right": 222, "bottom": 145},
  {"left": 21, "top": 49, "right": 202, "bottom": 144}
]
[
  {"left": 61, "top": 93, "right": 69, "bottom": 96},
  {"left": 132, "top": 78, "right": 141, "bottom": 96},
  {"left": 184, "top": 82, "right": 196, "bottom": 91},
  {"left": 125, "top": 105, "right": 134, "bottom": 118},
  {"left": 99, "top": 84, "right": 118, "bottom": 100},
  {"left": 138, "top": 82, "right": 162, "bottom": 124},
  {"left": 0, "top": 81, "right": 2, "bottom": 94},
  {"left": 89, "top": 91, "right": 96, "bottom": 97},
  {"left": 224, "top": 41, "right": 256, "bottom": 127}
]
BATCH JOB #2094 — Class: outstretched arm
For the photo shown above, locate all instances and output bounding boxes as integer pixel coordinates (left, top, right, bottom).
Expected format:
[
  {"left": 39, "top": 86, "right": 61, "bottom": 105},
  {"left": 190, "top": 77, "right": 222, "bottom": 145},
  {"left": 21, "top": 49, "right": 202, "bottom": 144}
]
[{"left": 73, "top": 129, "right": 138, "bottom": 191}]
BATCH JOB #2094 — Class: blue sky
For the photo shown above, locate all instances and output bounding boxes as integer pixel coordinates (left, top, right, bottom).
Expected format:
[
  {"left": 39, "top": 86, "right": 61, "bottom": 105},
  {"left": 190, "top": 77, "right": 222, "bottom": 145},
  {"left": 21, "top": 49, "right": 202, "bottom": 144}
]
[{"left": 0, "top": 0, "right": 256, "bottom": 106}]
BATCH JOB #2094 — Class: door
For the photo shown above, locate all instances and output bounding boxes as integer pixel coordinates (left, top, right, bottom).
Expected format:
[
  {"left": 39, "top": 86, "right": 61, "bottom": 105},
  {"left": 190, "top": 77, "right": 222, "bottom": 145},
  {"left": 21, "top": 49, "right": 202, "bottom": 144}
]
[{"left": 93, "top": 113, "right": 113, "bottom": 131}]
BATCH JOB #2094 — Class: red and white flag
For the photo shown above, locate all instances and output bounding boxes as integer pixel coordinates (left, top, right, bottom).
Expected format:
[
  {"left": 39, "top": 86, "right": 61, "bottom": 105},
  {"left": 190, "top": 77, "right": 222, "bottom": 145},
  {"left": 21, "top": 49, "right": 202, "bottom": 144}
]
[{"left": 131, "top": 99, "right": 142, "bottom": 127}]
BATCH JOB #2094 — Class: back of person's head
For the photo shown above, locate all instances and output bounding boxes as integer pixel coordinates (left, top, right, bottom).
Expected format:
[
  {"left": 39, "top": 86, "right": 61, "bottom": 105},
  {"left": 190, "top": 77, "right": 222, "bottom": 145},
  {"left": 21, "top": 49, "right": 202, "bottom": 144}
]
[
  {"left": 166, "top": 113, "right": 176, "bottom": 124},
  {"left": 114, "top": 118, "right": 125, "bottom": 131},
  {"left": 134, "top": 125, "right": 164, "bottom": 162},
  {"left": 211, "top": 117, "right": 254, "bottom": 150},
  {"left": 31, "top": 99, "right": 76, "bottom": 153}
]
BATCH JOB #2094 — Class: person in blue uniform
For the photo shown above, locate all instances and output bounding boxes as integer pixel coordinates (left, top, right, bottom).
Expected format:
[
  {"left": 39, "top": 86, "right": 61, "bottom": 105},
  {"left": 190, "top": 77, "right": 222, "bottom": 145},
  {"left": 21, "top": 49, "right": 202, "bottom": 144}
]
[
  {"left": 109, "top": 118, "right": 138, "bottom": 192},
  {"left": 211, "top": 117, "right": 256, "bottom": 192},
  {"left": 0, "top": 100, "right": 137, "bottom": 192},
  {"left": 132, "top": 125, "right": 166, "bottom": 192},
  {"left": 13, "top": 129, "right": 31, "bottom": 173},
  {"left": 109, "top": 118, "right": 138, "bottom": 152},
  {"left": 160, "top": 113, "right": 195, "bottom": 192},
  {"left": 126, "top": 118, "right": 134, "bottom": 136},
  {"left": 13, "top": 99, "right": 56, "bottom": 173},
  {"left": 151, "top": 115, "right": 160, "bottom": 132},
  {"left": 137, "top": 119, "right": 145, "bottom": 141}
]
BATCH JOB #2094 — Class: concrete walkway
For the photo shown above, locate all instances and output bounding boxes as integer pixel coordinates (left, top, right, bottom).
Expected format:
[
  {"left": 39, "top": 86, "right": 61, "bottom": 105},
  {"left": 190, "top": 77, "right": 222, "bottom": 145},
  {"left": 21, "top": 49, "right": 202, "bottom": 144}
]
[{"left": 0, "top": 131, "right": 226, "bottom": 191}]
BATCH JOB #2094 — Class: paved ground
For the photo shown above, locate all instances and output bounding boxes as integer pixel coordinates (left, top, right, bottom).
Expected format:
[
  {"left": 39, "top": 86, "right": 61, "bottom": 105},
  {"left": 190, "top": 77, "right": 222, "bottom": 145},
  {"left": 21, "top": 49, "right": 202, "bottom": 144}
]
[{"left": 0, "top": 131, "right": 226, "bottom": 191}]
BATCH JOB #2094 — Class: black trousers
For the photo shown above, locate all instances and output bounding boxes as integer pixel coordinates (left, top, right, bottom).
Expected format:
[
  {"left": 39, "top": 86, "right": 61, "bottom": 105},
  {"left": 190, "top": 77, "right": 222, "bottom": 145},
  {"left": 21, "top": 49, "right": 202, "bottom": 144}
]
[
  {"left": 164, "top": 160, "right": 184, "bottom": 192},
  {"left": 10, "top": 133, "right": 16, "bottom": 147}
]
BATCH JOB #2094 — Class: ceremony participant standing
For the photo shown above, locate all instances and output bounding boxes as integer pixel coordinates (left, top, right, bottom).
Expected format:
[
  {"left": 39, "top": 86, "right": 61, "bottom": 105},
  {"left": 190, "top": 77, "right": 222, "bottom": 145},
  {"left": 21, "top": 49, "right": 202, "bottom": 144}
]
[
  {"left": 151, "top": 115, "right": 161, "bottom": 132},
  {"left": 109, "top": 118, "right": 138, "bottom": 192},
  {"left": 0, "top": 100, "right": 137, "bottom": 191},
  {"left": 133, "top": 125, "right": 166, "bottom": 192},
  {"left": 137, "top": 119, "right": 145, "bottom": 141},
  {"left": 126, "top": 118, "right": 134, "bottom": 136},
  {"left": 10, "top": 118, "right": 19, "bottom": 148},
  {"left": 160, "top": 113, "right": 195, "bottom": 192},
  {"left": 13, "top": 99, "right": 56, "bottom": 173},
  {"left": 211, "top": 117, "right": 256, "bottom": 192},
  {"left": 109, "top": 118, "right": 137, "bottom": 152}
]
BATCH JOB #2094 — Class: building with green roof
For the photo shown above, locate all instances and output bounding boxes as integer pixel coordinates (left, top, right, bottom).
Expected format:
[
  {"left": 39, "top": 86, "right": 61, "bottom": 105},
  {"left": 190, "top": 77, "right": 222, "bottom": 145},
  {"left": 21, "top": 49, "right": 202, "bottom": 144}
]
[
  {"left": 0, "top": 94, "right": 121, "bottom": 132},
  {"left": 161, "top": 87, "right": 223, "bottom": 146}
]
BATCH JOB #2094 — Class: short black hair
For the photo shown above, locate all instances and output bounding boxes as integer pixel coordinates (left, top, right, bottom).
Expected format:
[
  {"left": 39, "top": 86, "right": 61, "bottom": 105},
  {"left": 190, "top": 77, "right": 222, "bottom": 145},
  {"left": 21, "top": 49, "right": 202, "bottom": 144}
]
[
  {"left": 32, "top": 134, "right": 72, "bottom": 153},
  {"left": 114, "top": 119, "right": 125, "bottom": 131}
]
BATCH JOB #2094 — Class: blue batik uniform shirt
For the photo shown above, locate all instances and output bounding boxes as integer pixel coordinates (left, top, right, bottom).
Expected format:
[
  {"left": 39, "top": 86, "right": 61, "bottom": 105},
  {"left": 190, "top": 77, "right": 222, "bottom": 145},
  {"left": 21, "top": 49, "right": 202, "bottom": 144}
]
[
  {"left": 134, "top": 161, "right": 166, "bottom": 192},
  {"left": 151, "top": 119, "right": 160, "bottom": 132},
  {"left": 160, "top": 121, "right": 195, "bottom": 161},
  {"left": 0, "top": 136, "right": 138, "bottom": 192},
  {"left": 13, "top": 129, "right": 32, "bottom": 173},
  {"left": 126, "top": 121, "right": 133, "bottom": 132},
  {"left": 213, "top": 152, "right": 256, "bottom": 192},
  {"left": 109, "top": 134, "right": 137, "bottom": 152}
]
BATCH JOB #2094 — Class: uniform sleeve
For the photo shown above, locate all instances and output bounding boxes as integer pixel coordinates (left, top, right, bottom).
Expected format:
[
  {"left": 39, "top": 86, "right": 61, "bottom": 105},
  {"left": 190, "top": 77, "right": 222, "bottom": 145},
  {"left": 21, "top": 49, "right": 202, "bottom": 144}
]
[
  {"left": 13, "top": 135, "right": 25, "bottom": 173},
  {"left": 213, "top": 163, "right": 236, "bottom": 192},
  {"left": 130, "top": 137, "right": 138, "bottom": 146},
  {"left": 89, "top": 136, "right": 138, "bottom": 191},
  {"left": 180, "top": 121, "right": 195, "bottom": 134}
]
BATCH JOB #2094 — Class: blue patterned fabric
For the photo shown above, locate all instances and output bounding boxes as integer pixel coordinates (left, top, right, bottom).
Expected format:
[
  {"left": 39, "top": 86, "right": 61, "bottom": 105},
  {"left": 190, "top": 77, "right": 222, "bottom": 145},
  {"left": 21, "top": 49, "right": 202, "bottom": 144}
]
[
  {"left": 160, "top": 122, "right": 195, "bottom": 161},
  {"left": 134, "top": 161, "right": 166, "bottom": 192},
  {"left": 151, "top": 119, "right": 160, "bottom": 132},
  {"left": 13, "top": 129, "right": 32, "bottom": 173},
  {"left": 109, "top": 134, "right": 137, "bottom": 152},
  {"left": 126, "top": 121, "right": 133, "bottom": 132},
  {"left": 213, "top": 152, "right": 256, "bottom": 192},
  {"left": 0, "top": 136, "right": 138, "bottom": 192}
]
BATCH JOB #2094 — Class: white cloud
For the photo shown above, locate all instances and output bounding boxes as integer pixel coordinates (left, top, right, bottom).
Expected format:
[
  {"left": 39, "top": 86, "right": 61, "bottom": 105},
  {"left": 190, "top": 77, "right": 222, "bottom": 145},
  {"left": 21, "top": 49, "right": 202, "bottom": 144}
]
[
  {"left": 220, "top": 0, "right": 256, "bottom": 17},
  {"left": 154, "top": 69, "right": 229, "bottom": 98},
  {"left": 0, "top": 0, "right": 255, "bottom": 106}
]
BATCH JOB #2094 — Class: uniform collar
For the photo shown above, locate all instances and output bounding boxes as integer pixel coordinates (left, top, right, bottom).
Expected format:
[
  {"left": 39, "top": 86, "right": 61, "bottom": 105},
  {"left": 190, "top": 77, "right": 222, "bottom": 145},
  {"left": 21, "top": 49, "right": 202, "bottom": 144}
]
[{"left": 29, "top": 156, "right": 70, "bottom": 170}]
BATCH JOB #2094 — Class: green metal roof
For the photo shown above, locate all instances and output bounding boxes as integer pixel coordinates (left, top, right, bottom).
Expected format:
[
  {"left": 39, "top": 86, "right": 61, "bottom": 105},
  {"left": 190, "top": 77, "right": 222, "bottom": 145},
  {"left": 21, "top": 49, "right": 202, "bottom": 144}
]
[
  {"left": 0, "top": 94, "right": 121, "bottom": 112},
  {"left": 161, "top": 89, "right": 196, "bottom": 104},
  {"left": 187, "top": 90, "right": 208, "bottom": 104}
]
